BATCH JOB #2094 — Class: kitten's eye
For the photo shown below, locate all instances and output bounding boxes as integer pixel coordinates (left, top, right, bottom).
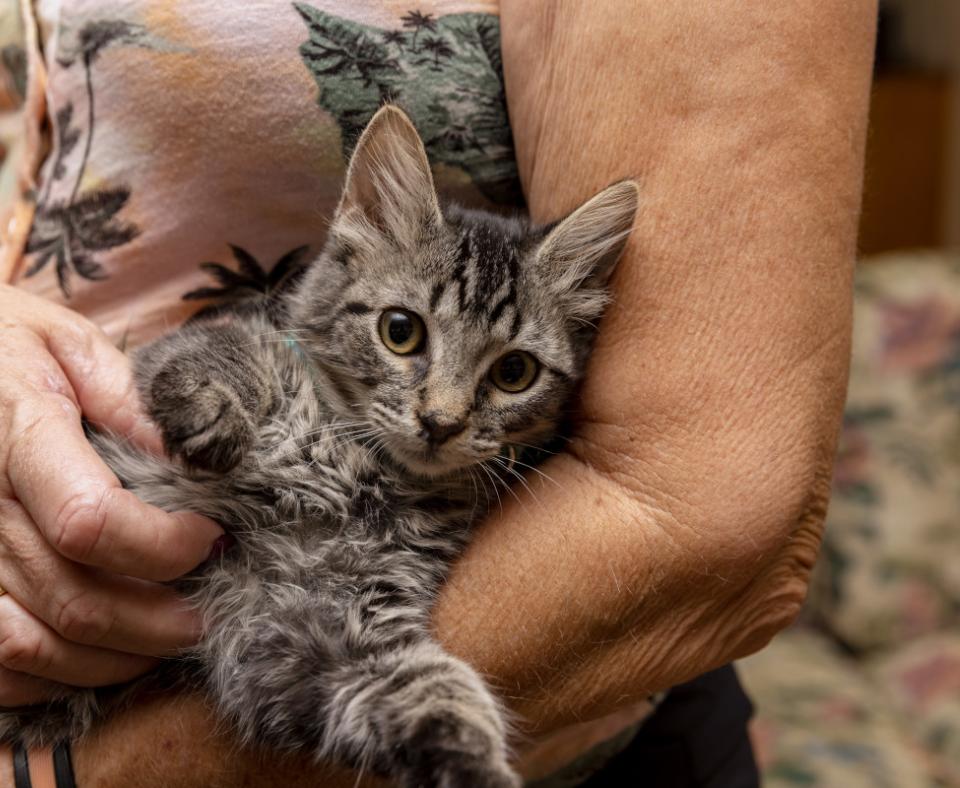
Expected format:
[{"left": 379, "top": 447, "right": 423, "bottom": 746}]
[
  {"left": 379, "top": 309, "right": 426, "bottom": 355},
  {"left": 490, "top": 351, "right": 539, "bottom": 393}
]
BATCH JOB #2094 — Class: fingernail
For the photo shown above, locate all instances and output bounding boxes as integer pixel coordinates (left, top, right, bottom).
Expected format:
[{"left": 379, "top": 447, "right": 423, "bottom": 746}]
[{"left": 206, "top": 534, "right": 235, "bottom": 561}]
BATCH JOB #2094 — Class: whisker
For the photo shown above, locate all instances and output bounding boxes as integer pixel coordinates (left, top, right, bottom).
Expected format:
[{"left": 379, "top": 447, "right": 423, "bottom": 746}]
[
  {"left": 511, "top": 440, "right": 563, "bottom": 455},
  {"left": 474, "top": 465, "right": 493, "bottom": 510},
  {"left": 329, "top": 428, "right": 381, "bottom": 453},
  {"left": 509, "top": 459, "right": 561, "bottom": 489},
  {"left": 260, "top": 422, "right": 371, "bottom": 453},
  {"left": 489, "top": 458, "right": 531, "bottom": 509},
  {"left": 478, "top": 463, "right": 503, "bottom": 516},
  {"left": 249, "top": 328, "right": 314, "bottom": 339}
]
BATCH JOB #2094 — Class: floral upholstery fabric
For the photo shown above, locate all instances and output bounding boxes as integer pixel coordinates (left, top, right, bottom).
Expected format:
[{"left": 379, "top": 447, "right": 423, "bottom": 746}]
[
  {"left": 867, "top": 633, "right": 960, "bottom": 786},
  {"left": 741, "top": 251, "right": 960, "bottom": 787},
  {"left": 741, "top": 629, "right": 934, "bottom": 788},
  {"left": 808, "top": 251, "right": 960, "bottom": 652}
]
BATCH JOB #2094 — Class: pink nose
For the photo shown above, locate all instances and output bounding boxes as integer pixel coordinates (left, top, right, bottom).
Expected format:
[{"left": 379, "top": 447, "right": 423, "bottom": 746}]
[{"left": 417, "top": 411, "right": 466, "bottom": 446}]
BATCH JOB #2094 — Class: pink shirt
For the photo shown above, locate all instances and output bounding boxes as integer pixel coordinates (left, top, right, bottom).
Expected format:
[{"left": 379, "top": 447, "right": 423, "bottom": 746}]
[{"left": 4, "top": 0, "right": 518, "bottom": 347}]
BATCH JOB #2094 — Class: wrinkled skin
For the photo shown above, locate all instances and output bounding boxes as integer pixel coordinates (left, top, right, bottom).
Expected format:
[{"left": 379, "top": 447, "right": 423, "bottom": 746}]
[
  {"left": 0, "top": 0, "right": 875, "bottom": 784},
  {"left": 0, "top": 287, "right": 222, "bottom": 705}
]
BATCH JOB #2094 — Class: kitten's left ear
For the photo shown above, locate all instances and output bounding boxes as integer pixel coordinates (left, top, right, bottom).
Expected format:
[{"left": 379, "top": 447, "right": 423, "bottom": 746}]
[
  {"left": 536, "top": 180, "right": 639, "bottom": 318},
  {"left": 334, "top": 105, "right": 442, "bottom": 247}
]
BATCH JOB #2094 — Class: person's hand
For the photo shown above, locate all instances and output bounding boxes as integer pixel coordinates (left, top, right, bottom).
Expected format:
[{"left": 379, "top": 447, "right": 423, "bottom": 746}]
[{"left": 0, "top": 285, "right": 223, "bottom": 704}]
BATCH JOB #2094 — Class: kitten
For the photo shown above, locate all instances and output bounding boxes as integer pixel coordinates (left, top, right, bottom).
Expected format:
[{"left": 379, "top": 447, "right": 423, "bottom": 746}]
[{"left": 2, "top": 106, "right": 638, "bottom": 787}]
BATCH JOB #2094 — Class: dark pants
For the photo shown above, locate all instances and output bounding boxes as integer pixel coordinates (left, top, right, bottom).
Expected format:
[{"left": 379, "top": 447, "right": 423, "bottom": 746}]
[{"left": 580, "top": 665, "right": 760, "bottom": 788}]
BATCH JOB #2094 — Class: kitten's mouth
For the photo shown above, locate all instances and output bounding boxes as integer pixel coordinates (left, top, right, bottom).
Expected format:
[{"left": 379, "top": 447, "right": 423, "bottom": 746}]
[
  {"left": 382, "top": 439, "right": 472, "bottom": 479},
  {"left": 391, "top": 448, "right": 458, "bottom": 477},
  {"left": 384, "top": 438, "right": 518, "bottom": 481}
]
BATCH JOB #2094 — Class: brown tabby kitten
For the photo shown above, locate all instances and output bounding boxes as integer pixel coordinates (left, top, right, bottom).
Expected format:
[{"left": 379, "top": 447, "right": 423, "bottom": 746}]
[{"left": 1, "top": 106, "right": 638, "bottom": 788}]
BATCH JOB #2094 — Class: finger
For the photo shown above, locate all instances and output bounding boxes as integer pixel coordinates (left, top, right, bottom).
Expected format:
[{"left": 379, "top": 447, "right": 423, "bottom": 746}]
[
  {"left": 43, "top": 316, "right": 163, "bottom": 455},
  {"left": 0, "top": 595, "right": 158, "bottom": 686},
  {"left": 0, "top": 665, "right": 65, "bottom": 707},
  {"left": 7, "top": 401, "right": 223, "bottom": 581},
  {"left": 0, "top": 499, "right": 203, "bottom": 656},
  {"left": 0, "top": 295, "right": 160, "bottom": 456}
]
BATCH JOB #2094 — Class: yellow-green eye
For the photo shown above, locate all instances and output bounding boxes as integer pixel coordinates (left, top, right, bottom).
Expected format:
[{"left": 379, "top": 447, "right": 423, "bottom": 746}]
[
  {"left": 490, "top": 351, "right": 539, "bottom": 393},
  {"left": 379, "top": 309, "right": 426, "bottom": 354}
]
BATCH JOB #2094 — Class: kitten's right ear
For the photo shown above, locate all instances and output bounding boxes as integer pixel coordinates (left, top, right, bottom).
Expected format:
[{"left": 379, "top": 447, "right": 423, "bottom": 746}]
[
  {"left": 333, "top": 105, "right": 442, "bottom": 248},
  {"left": 536, "top": 180, "right": 639, "bottom": 320}
]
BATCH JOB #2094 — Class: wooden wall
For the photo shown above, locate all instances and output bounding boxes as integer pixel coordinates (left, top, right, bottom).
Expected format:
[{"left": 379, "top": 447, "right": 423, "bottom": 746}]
[{"left": 859, "top": 73, "right": 951, "bottom": 256}]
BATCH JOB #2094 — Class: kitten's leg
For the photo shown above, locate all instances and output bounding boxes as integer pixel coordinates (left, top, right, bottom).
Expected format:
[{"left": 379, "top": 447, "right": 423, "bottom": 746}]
[
  {"left": 0, "top": 688, "right": 99, "bottom": 747},
  {"left": 135, "top": 322, "right": 279, "bottom": 472},
  {"left": 323, "top": 640, "right": 519, "bottom": 788},
  {"left": 200, "top": 584, "right": 519, "bottom": 787}
]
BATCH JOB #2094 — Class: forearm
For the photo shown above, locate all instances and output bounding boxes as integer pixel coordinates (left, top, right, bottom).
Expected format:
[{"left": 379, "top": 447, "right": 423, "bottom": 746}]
[
  {"left": 432, "top": 0, "right": 877, "bottom": 729},
  {"left": 72, "top": 693, "right": 370, "bottom": 788}
]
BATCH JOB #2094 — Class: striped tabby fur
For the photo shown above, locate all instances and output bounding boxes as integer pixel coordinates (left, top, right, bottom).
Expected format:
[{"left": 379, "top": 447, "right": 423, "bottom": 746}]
[{"left": 2, "top": 107, "right": 638, "bottom": 787}]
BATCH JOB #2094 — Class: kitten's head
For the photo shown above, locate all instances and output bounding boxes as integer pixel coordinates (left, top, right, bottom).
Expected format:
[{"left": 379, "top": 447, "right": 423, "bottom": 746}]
[{"left": 290, "top": 106, "right": 638, "bottom": 478}]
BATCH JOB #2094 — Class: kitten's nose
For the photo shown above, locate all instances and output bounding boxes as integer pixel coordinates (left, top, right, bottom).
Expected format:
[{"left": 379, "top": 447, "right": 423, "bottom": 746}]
[{"left": 417, "top": 411, "right": 466, "bottom": 446}]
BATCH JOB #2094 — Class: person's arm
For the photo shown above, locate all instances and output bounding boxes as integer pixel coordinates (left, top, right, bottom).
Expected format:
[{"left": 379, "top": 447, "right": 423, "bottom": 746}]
[
  {"left": 19, "top": 1, "right": 875, "bottom": 784},
  {"left": 435, "top": 0, "right": 876, "bottom": 727}
]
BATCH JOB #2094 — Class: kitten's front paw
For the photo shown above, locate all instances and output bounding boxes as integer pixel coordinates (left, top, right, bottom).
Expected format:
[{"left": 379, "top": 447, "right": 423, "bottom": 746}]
[
  {"left": 432, "top": 758, "right": 522, "bottom": 788},
  {"left": 401, "top": 759, "right": 521, "bottom": 788},
  {"left": 400, "top": 739, "right": 521, "bottom": 788},
  {"left": 150, "top": 366, "right": 254, "bottom": 473}
]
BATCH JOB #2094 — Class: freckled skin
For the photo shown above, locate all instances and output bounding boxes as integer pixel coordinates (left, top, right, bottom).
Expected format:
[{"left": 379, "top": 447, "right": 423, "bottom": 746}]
[{"left": 0, "top": 108, "right": 638, "bottom": 788}]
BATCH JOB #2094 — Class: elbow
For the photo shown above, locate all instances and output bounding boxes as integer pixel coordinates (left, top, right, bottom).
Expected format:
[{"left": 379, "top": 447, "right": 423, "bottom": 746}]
[{"left": 713, "top": 455, "right": 834, "bottom": 660}]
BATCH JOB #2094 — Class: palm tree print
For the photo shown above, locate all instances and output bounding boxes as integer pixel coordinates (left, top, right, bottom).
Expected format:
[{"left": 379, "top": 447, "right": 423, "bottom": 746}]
[
  {"left": 296, "top": 9, "right": 400, "bottom": 90},
  {"left": 25, "top": 189, "right": 139, "bottom": 295},
  {"left": 183, "top": 244, "right": 311, "bottom": 322},
  {"left": 25, "top": 80, "right": 139, "bottom": 297},
  {"left": 25, "top": 19, "right": 176, "bottom": 296},
  {"left": 294, "top": 6, "right": 523, "bottom": 206},
  {"left": 425, "top": 122, "right": 485, "bottom": 155},
  {"left": 419, "top": 36, "right": 454, "bottom": 70},
  {"left": 60, "top": 22, "right": 148, "bottom": 204},
  {"left": 400, "top": 10, "right": 437, "bottom": 53},
  {"left": 382, "top": 30, "right": 408, "bottom": 48},
  {"left": 41, "top": 104, "right": 80, "bottom": 203}
]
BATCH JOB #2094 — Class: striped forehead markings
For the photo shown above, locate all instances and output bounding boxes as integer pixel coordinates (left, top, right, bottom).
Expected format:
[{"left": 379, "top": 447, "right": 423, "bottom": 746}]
[
  {"left": 449, "top": 225, "right": 524, "bottom": 332},
  {"left": 452, "top": 260, "right": 469, "bottom": 314},
  {"left": 545, "top": 364, "right": 572, "bottom": 384},
  {"left": 344, "top": 301, "right": 372, "bottom": 315},
  {"left": 507, "top": 310, "right": 523, "bottom": 342},
  {"left": 429, "top": 281, "right": 446, "bottom": 312}
]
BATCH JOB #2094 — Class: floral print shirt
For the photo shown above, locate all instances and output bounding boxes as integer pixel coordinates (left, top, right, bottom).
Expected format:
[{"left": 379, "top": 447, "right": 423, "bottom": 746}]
[{"left": 2, "top": 0, "right": 522, "bottom": 346}]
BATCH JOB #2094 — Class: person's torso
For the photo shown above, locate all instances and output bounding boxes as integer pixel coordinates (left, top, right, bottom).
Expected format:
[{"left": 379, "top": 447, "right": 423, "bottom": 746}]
[{"left": 13, "top": 0, "right": 522, "bottom": 345}]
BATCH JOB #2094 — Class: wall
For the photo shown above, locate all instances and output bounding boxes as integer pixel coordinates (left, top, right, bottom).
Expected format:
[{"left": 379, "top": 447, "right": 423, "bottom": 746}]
[{"left": 884, "top": 0, "right": 960, "bottom": 246}]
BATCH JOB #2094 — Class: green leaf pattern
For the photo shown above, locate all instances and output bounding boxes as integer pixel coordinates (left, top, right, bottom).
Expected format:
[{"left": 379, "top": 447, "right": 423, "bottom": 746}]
[{"left": 293, "top": 4, "right": 521, "bottom": 206}]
